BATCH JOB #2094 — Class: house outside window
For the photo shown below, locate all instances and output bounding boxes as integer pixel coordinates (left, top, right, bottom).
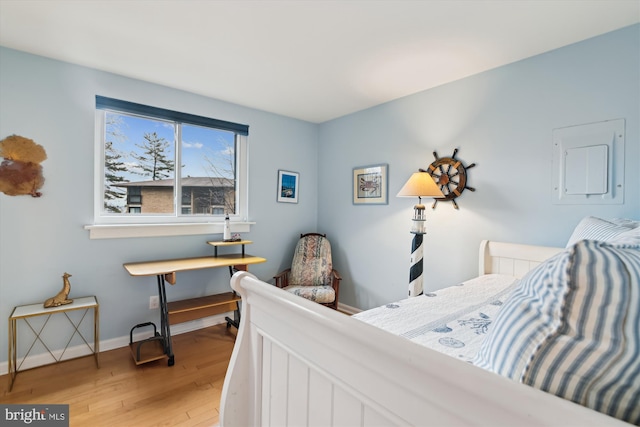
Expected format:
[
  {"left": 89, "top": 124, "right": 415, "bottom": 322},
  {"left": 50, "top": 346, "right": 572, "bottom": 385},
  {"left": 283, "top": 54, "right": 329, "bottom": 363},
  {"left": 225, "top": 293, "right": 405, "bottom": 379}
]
[
  {"left": 115, "top": 178, "right": 234, "bottom": 215},
  {"left": 94, "top": 96, "right": 249, "bottom": 225}
]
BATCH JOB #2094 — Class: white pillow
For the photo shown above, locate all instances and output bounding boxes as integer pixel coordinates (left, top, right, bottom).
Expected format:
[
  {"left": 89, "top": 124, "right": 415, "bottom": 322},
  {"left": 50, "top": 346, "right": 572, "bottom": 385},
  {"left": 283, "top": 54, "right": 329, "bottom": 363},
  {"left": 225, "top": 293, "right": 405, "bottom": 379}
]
[
  {"left": 565, "top": 216, "right": 636, "bottom": 247},
  {"left": 610, "top": 217, "right": 640, "bottom": 229},
  {"left": 611, "top": 227, "right": 640, "bottom": 246}
]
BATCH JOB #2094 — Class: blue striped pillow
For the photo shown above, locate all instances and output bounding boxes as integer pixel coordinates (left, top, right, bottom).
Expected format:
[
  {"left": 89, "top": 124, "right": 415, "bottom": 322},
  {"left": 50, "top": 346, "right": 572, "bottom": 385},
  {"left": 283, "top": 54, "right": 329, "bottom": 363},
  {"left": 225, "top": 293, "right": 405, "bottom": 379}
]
[
  {"left": 523, "top": 240, "right": 640, "bottom": 424},
  {"left": 474, "top": 240, "right": 640, "bottom": 424},
  {"left": 472, "top": 248, "right": 572, "bottom": 379}
]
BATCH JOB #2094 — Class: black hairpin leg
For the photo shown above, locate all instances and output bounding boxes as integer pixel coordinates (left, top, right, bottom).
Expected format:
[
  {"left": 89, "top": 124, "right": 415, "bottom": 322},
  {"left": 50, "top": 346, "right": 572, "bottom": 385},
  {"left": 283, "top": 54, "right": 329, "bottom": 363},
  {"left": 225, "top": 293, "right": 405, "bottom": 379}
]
[
  {"left": 225, "top": 266, "right": 241, "bottom": 329},
  {"left": 157, "top": 274, "right": 174, "bottom": 366}
]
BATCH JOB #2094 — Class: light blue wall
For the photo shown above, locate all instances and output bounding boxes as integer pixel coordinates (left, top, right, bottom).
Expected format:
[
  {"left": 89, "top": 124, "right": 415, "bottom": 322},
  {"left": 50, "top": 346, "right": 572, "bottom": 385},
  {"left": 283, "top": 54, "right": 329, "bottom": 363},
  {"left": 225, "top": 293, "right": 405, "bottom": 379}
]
[
  {"left": 0, "top": 25, "right": 638, "bottom": 367},
  {"left": 318, "top": 24, "right": 640, "bottom": 309},
  {"left": 0, "top": 47, "right": 319, "bottom": 365}
]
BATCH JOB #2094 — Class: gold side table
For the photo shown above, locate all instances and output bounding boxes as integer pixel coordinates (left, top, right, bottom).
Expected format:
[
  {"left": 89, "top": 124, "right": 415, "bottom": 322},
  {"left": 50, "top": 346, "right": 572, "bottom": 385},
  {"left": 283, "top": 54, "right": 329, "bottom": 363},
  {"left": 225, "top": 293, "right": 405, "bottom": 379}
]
[{"left": 8, "top": 296, "right": 99, "bottom": 391}]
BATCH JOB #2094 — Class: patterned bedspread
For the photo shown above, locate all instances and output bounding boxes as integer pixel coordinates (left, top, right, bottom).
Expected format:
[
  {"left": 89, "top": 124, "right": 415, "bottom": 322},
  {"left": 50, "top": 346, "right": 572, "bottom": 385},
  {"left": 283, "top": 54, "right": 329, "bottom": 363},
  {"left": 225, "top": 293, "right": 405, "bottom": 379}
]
[{"left": 352, "top": 274, "right": 519, "bottom": 363}]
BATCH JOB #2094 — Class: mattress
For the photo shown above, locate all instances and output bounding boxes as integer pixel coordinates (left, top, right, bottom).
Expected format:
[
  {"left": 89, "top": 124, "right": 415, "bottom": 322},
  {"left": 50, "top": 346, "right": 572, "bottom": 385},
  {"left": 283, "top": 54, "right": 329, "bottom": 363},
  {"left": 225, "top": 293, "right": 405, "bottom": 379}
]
[{"left": 352, "top": 274, "right": 519, "bottom": 363}]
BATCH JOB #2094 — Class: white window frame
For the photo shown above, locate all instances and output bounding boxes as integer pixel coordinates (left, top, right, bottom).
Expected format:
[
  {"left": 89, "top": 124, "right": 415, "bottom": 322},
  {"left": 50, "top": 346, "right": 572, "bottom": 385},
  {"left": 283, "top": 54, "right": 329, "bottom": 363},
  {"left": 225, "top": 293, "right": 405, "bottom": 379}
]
[{"left": 85, "top": 97, "right": 251, "bottom": 239}]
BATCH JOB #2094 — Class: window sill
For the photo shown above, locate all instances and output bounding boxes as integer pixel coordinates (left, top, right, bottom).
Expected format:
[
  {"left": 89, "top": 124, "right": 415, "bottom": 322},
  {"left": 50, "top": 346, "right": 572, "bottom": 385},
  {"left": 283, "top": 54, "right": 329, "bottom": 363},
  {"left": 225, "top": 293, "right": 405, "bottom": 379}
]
[{"left": 84, "top": 222, "right": 254, "bottom": 240}]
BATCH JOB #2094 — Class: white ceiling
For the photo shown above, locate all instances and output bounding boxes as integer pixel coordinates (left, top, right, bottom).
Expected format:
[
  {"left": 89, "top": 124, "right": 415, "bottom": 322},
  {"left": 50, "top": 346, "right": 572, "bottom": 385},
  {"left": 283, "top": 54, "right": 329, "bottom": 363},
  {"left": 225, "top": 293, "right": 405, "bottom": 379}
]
[{"left": 1, "top": 1, "right": 638, "bottom": 123}]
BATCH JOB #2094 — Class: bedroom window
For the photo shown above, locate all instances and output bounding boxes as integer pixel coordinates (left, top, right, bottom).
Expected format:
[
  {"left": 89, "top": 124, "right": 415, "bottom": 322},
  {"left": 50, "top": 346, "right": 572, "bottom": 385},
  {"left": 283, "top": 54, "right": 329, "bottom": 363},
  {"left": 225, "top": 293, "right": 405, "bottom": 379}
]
[{"left": 93, "top": 96, "right": 249, "bottom": 229}]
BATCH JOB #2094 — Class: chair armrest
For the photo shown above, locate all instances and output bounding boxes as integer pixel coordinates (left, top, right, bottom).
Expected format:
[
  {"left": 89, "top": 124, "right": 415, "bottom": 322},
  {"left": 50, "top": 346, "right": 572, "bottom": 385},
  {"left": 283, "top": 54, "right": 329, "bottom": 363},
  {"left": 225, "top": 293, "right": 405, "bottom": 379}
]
[
  {"left": 274, "top": 268, "right": 291, "bottom": 288},
  {"left": 331, "top": 269, "right": 342, "bottom": 304}
]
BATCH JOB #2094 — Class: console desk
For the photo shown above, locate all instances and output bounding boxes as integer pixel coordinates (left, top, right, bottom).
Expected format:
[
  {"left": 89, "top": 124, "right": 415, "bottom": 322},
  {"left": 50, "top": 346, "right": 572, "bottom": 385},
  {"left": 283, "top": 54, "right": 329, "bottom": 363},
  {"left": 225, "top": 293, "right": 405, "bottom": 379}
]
[
  {"left": 8, "top": 296, "right": 99, "bottom": 391},
  {"left": 123, "top": 240, "right": 265, "bottom": 366}
]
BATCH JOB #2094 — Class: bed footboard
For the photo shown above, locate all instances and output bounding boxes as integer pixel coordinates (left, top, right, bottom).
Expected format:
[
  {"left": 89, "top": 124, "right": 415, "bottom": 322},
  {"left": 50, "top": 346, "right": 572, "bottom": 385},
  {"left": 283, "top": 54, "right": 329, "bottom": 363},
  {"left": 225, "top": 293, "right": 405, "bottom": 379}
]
[{"left": 220, "top": 271, "right": 627, "bottom": 426}]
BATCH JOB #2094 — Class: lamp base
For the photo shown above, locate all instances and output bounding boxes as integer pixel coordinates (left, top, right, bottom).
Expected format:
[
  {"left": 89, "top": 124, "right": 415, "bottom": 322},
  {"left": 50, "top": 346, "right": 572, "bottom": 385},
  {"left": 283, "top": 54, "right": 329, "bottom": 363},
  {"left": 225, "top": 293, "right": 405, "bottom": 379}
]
[{"left": 408, "top": 233, "right": 424, "bottom": 297}]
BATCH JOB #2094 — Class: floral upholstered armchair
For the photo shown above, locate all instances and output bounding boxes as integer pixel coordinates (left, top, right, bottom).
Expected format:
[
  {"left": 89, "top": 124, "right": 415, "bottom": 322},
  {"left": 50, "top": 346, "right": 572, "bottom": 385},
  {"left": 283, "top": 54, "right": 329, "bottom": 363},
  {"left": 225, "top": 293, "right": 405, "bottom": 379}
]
[{"left": 274, "top": 233, "right": 341, "bottom": 310}]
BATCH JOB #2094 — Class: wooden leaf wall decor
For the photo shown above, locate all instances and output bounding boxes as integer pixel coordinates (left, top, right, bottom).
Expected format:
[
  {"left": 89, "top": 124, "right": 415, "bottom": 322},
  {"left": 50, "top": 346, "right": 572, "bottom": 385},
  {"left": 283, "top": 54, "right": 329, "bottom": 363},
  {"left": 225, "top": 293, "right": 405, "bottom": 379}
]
[{"left": 0, "top": 135, "right": 47, "bottom": 197}]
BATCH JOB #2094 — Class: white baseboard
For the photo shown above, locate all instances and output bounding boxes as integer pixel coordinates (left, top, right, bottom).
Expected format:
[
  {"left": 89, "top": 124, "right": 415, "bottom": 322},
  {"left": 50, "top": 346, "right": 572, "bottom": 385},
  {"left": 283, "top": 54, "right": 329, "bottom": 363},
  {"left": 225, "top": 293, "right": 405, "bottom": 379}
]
[
  {"left": 338, "top": 302, "right": 361, "bottom": 316},
  {"left": 0, "top": 312, "right": 231, "bottom": 376}
]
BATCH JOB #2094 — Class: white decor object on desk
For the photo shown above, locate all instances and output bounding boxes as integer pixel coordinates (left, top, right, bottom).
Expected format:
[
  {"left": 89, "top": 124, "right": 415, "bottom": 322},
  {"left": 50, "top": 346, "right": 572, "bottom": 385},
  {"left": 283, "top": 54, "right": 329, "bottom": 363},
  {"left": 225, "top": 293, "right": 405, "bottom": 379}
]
[{"left": 223, "top": 215, "right": 231, "bottom": 241}]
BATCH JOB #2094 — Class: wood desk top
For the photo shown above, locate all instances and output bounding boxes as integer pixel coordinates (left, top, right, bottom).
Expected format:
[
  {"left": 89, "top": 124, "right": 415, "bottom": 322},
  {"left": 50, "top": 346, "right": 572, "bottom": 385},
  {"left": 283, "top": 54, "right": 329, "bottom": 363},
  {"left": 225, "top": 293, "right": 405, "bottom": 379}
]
[{"left": 124, "top": 254, "right": 266, "bottom": 277}]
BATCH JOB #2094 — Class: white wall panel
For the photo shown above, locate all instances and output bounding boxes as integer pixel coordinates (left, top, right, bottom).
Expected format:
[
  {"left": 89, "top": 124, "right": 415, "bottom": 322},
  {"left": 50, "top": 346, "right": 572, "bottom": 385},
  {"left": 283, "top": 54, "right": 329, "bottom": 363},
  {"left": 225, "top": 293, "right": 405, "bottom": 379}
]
[
  {"left": 287, "top": 354, "right": 310, "bottom": 426},
  {"left": 268, "top": 340, "right": 289, "bottom": 426},
  {"left": 308, "top": 370, "right": 333, "bottom": 427},
  {"left": 333, "top": 386, "right": 363, "bottom": 426}
]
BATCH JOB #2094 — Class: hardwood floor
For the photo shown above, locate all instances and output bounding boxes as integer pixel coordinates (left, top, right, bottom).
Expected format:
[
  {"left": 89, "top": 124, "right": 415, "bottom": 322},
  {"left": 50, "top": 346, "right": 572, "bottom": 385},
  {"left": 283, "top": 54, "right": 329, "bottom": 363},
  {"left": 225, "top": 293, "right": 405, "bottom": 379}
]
[{"left": 1, "top": 324, "right": 236, "bottom": 427}]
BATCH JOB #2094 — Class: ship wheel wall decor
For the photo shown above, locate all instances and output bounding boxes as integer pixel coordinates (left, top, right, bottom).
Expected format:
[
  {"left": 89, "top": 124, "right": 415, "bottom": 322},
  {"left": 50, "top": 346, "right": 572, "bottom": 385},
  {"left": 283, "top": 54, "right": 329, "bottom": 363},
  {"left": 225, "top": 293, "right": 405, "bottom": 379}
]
[{"left": 421, "top": 148, "right": 476, "bottom": 209}]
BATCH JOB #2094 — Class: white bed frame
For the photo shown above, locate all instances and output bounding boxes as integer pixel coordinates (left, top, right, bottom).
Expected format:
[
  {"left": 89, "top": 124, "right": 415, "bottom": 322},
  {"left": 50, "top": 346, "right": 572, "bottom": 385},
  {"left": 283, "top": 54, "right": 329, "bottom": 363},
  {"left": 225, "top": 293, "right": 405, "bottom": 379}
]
[{"left": 220, "top": 240, "right": 630, "bottom": 426}]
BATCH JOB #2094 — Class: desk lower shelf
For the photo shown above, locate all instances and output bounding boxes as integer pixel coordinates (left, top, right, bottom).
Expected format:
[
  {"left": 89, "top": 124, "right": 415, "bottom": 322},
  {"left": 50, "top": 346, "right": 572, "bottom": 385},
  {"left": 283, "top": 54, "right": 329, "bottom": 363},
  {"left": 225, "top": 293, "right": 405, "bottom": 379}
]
[
  {"left": 167, "top": 292, "right": 240, "bottom": 325},
  {"left": 129, "top": 338, "right": 166, "bottom": 365},
  {"left": 129, "top": 292, "right": 241, "bottom": 365}
]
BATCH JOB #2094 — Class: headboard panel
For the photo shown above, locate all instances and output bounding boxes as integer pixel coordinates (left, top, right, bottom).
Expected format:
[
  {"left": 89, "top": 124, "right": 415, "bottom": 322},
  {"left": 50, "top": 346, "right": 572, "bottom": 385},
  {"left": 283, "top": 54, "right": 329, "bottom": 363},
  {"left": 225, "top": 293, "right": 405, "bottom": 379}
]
[{"left": 479, "top": 240, "right": 563, "bottom": 278}]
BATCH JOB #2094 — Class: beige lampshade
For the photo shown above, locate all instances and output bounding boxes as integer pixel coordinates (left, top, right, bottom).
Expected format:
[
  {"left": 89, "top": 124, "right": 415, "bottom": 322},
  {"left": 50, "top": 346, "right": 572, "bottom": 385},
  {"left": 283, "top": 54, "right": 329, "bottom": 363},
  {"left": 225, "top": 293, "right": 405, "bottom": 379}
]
[{"left": 397, "top": 172, "right": 444, "bottom": 198}]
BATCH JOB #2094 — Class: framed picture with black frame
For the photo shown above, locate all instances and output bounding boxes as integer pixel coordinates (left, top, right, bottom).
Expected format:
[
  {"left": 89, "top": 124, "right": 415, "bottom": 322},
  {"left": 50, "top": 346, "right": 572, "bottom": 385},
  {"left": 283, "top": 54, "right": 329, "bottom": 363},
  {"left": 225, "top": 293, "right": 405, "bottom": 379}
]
[
  {"left": 353, "top": 163, "right": 388, "bottom": 205},
  {"left": 277, "top": 170, "right": 299, "bottom": 203}
]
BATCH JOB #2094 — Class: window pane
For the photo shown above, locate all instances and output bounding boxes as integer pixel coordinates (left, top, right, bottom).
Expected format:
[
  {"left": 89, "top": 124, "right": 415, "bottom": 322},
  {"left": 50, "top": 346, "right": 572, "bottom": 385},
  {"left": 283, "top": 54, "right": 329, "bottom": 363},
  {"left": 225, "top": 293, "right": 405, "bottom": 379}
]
[
  {"left": 180, "top": 124, "right": 236, "bottom": 216},
  {"left": 96, "top": 97, "right": 248, "bottom": 226},
  {"left": 104, "top": 112, "right": 175, "bottom": 215}
]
